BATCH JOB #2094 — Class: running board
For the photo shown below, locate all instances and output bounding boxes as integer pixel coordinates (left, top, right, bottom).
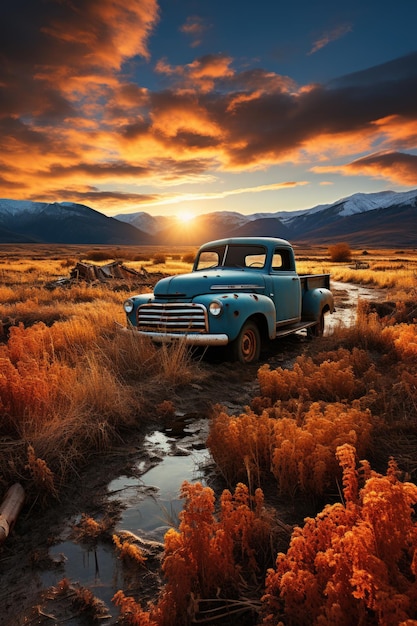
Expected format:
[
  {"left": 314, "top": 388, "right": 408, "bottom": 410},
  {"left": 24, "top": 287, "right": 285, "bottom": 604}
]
[{"left": 275, "top": 320, "right": 316, "bottom": 338}]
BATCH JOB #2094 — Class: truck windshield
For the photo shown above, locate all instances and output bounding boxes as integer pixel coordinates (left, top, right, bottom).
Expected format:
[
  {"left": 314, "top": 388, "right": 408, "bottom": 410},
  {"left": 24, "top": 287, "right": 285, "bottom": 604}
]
[{"left": 195, "top": 244, "right": 267, "bottom": 270}]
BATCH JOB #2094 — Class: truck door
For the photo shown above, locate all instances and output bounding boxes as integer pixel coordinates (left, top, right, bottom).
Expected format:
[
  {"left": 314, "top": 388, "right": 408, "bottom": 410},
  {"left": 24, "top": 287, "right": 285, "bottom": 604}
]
[{"left": 267, "top": 248, "right": 301, "bottom": 324}]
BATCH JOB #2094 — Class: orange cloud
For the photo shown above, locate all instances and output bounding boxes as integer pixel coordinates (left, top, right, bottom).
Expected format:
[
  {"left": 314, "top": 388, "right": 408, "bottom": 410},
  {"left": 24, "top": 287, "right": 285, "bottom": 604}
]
[
  {"left": 41, "top": 0, "right": 159, "bottom": 70},
  {"left": 155, "top": 54, "right": 235, "bottom": 92},
  {"left": 314, "top": 151, "right": 417, "bottom": 186}
]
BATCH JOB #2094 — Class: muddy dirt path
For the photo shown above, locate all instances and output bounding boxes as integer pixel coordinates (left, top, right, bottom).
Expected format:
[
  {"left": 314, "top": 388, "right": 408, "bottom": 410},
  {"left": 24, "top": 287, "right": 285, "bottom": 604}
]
[{"left": 0, "top": 281, "right": 381, "bottom": 625}]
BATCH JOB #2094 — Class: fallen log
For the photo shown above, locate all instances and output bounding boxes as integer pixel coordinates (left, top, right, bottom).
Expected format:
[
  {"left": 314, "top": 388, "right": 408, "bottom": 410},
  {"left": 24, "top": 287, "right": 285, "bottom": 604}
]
[{"left": 0, "top": 483, "right": 25, "bottom": 544}]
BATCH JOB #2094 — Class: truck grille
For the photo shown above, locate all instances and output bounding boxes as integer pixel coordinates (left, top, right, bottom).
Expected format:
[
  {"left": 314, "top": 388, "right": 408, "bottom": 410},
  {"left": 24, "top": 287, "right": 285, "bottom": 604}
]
[{"left": 137, "top": 303, "right": 208, "bottom": 333}]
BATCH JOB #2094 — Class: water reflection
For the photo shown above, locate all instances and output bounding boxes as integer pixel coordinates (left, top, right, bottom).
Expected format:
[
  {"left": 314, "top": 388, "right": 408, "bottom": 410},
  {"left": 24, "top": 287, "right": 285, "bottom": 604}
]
[
  {"left": 109, "top": 431, "right": 210, "bottom": 540},
  {"left": 44, "top": 430, "right": 210, "bottom": 620}
]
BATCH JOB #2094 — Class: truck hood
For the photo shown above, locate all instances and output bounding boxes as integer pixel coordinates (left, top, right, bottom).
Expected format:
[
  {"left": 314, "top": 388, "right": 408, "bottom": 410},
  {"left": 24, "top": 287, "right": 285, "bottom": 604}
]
[{"left": 154, "top": 269, "right": 266, "bottom": 298}]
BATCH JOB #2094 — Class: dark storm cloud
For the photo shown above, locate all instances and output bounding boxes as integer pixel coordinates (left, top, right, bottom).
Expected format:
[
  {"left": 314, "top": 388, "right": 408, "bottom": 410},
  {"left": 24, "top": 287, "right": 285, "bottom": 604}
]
[
  {"left": 0, "top": 117, "right": 50, "bottom": 149},
  {"left": 47, "top": 162, "right": 151, "bottom": 179},
  {"left": 202, "top": 51, "right": 417, "bottom": 166},
  {"left": 0, "top": 0, "right": 159, "bottom": 120},
  {"left": 141, "top": 50, "right": 417, "bottom": 171},
  {"left": 45, "top": 189, "right": 162, "bottom": 204}
]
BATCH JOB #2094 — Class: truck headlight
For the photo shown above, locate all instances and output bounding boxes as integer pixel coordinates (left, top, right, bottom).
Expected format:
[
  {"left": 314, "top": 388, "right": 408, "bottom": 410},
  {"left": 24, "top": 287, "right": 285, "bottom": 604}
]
[
  {"left": 124, "top": 299, "right": 134, "bottom": 314},
  {"left": 209, "top": 300, "right": 223, "bottom": 317}
]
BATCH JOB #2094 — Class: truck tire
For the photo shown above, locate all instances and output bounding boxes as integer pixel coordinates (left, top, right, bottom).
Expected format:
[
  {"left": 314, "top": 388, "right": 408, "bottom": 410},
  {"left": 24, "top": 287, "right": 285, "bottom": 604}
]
[
  {"left": 308, "top": 311, "right": 325, "bottom": 338},
  {"left": 231, "top": 321, "right": 261, "bottom": 364}
]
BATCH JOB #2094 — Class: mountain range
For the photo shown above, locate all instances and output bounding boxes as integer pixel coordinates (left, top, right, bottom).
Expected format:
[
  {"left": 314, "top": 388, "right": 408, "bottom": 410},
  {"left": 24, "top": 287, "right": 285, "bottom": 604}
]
[{"left": 1, "top": 189, "right": 416, "bottom": 248}]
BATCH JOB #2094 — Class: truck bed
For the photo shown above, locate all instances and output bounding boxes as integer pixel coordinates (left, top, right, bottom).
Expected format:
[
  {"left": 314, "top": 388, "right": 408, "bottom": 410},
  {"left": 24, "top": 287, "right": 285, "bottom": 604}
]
[{"left": 299, "top": 273, "right": 331, "bottom": 291}]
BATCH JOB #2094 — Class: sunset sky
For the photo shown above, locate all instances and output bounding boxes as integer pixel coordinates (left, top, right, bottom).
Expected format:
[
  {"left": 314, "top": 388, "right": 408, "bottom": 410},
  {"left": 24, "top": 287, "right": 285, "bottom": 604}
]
[{"left": 1, "top": 0, "right": 417, "bottom": 219}]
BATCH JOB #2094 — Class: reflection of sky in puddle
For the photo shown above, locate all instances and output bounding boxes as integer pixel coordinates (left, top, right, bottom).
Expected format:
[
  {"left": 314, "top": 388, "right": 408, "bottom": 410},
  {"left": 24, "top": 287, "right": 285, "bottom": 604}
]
[
  {"left": 326, "top": 281, "right": 378, "bottom": 333},
  {"left": 44, "top": 430, "right": 209, "bottom": 619},
  {"left": 109, "top": 431, "right": 210, "bottom": 539},
  {"left": 111, "top": 453, "right": 206, "bottom": 537},
  {"left": 44, "top": 541, "right": 118, "bottom": 616}
]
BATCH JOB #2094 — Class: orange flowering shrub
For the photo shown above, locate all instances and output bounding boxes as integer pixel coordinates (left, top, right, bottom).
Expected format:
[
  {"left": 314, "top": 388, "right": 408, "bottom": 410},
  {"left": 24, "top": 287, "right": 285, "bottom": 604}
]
[
  {"left": 262, "top": 444, "right": 417, "bottom": 626},
  {"left": 257, "top": 347, "right": 374, "bottom": 404},
  {"left": 0, "top": 355, "right": 76, "bottom": 434},
  {"left": 382, "top": 323, "right": 417, "bottom": 362},
  {"left": 207, "top": 410, "right": 275, "bottom": 486},
  {"left": 158, "top": 481, "right": 271, "bottom": 625},
  {"left": 208, "top": 402, "right": 373, "bottom": 497},
  {"left": 114, "top": 481, "right": 272, "bottom": 626},
  {"left": 270, "top": 402, "right": 373, "bottom": 497}
]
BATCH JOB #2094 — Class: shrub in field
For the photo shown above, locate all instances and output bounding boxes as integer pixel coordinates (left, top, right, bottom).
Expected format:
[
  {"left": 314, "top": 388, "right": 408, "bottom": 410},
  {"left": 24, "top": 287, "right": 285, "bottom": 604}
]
[
  {"left": 328, "top": 242, "right": 352, "bottom": 262},
  {"left": 206, "top": 345, "right": 378, "bottom": 495},
  {"left": 114, "top": 482, "right": 272, "bottom": 626},
  {"left": 207, "top": 409, "right": 275, "bottom": 488},
  {"left": 257, "top": 347, "right": 374, "bottom": 404},
  {"left": 0, "top": 321, "right": 137, "bottom": 486},
  {"left": 152, "top": 253, "right": 166, "bottom": 265},
  {"left": 262, "top": 444, "right": 417, "bottom": 626},
  {"left": 83, "top": 249, "right": 119, "bottom": 261},
  {"left": 208, "top": 401, "right": 373, "bottom": 497},
  {"left": 181, "top": 252, "right": 195, "bottom": 264},
  {"left": 382, "top": 322, "right": 417, "bottom": 361}
]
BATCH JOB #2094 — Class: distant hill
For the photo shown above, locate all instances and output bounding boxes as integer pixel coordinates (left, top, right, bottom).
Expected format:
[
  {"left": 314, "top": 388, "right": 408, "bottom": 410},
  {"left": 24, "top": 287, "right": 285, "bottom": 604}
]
[
  {"left": 293, "top": 204, "right": 417, "bottom": 247},
  {"left": 1, "top": 189, "right": 416, "bottom": 247},
  {"left": 0, "top": 200, "right": 153, "bottom": 245}
]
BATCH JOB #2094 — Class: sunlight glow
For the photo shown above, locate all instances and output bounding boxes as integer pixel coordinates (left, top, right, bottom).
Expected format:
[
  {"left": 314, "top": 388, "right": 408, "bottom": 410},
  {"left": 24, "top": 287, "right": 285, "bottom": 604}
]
[{"left": 177, "top": 211, "right": 195, "bottom": 223}]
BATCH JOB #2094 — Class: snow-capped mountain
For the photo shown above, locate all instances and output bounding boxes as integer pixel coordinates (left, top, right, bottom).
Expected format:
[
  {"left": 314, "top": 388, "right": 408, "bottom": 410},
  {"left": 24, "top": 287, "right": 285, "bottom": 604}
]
[
  {"left": 274, "top": 189, "right": 417, "bottom": 246},
  {"left": 1, "top": 188, "right": 416, "bottom": 246},
  {"left": 116, "top": 189, "right": 417, "bottom": 247},
  {"left": 0, "top": 200, "right": 152, "bottom": 244}
]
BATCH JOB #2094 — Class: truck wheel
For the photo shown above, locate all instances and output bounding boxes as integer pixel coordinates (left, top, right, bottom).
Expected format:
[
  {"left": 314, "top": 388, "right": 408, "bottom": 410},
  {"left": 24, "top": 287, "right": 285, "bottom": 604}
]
[
  {"left": 231, "top": 321, "right": 261, "bottom": 364},
  {"left": 308, "top": 311, "right": 325, "bottom": 338}
]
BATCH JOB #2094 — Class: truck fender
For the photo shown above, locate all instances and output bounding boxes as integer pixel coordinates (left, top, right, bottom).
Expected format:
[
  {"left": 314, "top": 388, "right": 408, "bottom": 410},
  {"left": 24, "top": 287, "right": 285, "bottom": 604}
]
[
  {"left": 212, "top": 292, "right": 277, "bottom": 342},
  {"left": 302, "top": 288, "right": 334, "bottom": 321}
]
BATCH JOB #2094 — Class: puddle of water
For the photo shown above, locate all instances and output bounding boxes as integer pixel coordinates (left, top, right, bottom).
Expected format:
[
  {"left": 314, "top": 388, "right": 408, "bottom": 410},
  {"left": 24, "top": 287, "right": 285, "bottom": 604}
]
[
  {"left": 109, "top": 433, "right": 210, "bottom": 539},
  {"left": 43, "top": 541, "right": 118, "bottom": 617},
  {"left": 327, "top": 280, "right": 379, "bottom": 332},
  {"left": 43, "top": 431, "right": 210, "bottom": 620}
]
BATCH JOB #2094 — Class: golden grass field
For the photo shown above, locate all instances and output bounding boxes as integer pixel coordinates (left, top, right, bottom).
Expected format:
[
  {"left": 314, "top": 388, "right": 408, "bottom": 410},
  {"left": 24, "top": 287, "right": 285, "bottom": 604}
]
[
  {"left": 1, "top": 242, "right": 417, "bottom": 625},
  {"left": 1, "top": 242, "right": 416, "bottom": 492}
]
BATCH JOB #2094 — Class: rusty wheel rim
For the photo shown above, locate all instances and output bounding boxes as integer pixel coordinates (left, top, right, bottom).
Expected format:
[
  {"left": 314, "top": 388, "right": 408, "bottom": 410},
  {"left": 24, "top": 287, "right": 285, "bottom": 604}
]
[{"left": 241, "top": 328, "right": 257, "bottom": 362}]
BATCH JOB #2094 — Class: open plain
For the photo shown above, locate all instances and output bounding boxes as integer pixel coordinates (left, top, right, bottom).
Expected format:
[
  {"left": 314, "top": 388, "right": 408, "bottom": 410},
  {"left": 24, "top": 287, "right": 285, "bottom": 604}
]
[{"left": 0, "top": 244, "right": 416, "bottom": 625}]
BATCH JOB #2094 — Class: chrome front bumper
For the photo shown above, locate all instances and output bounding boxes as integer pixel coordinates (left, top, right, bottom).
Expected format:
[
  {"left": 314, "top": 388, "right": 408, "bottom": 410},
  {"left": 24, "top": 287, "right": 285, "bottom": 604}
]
[{"left": 119, "top": 326, "right": 229, "bottom": 346}]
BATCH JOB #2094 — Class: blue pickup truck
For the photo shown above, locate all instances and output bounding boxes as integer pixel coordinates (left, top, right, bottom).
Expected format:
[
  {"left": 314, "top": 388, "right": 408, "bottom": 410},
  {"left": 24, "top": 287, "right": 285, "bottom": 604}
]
[{"left": 123, "top": 237, "right": 334, "bottom": 363}]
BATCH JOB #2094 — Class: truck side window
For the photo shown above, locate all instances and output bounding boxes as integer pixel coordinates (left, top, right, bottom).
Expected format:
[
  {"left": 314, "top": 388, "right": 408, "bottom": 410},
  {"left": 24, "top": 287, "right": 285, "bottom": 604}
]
[
  {"left": 272, "top": 249, "right": 292, "bottom": 271},
  {"left": 196, "top": 250, "right": 221, "bottom": 270}
]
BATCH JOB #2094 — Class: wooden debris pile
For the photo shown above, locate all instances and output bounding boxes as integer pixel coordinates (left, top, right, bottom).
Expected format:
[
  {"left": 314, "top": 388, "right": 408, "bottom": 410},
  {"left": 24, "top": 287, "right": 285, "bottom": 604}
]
[
  {"left": 45, "top": 260, "right": 167, "bottom": 290},
  {"left": 69, "top": 260, "right": 141, "bottom": 281}
]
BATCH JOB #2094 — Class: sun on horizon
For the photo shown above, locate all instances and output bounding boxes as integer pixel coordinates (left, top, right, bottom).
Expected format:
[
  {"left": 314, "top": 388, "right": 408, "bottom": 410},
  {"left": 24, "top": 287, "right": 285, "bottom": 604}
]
[{"left": 176, "top": 210, "right": 195, "bottom": 223}]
